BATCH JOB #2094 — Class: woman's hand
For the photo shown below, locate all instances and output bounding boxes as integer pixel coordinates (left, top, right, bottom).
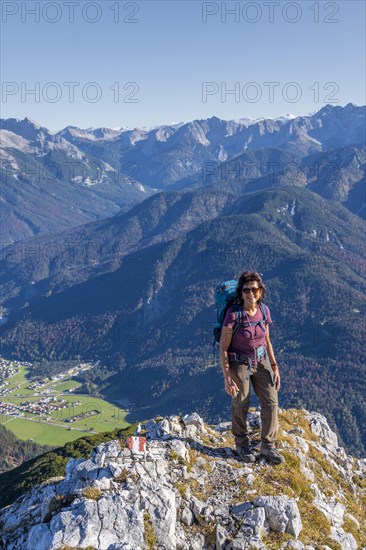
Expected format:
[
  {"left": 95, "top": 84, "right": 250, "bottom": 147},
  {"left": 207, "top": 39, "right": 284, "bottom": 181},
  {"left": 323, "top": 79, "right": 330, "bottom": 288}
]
[
  {"left": 272, "top": 365, "right": 281, "bottom": 390},
  {"left": 224, "top": 376, "right": 239, "bottom": 398}
]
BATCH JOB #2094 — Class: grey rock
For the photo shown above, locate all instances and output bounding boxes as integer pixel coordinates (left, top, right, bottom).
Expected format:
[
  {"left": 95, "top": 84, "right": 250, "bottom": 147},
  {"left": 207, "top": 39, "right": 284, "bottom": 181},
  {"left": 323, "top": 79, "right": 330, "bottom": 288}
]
[
  {"left": 216, "top": 523, "right": 228, "bottom": 549},
  {"left": 157, "top": 460, "right": 168, "bottom": 478},
  {"left": 180, "top": 506, "right": 194, "bottom": 526},
  {"left": 103, "top": 440, "right": 121, "bottom": 458},
  {"left": 191, "top": 496, "right": 206, "bottom": 520},
  {"left": 311, "top": 484, "right": 345, "bottom": 526},
  {"left": 135, "top": 423, "right": 143, "bottom": 434},
  {"left": 247, "top": 411, "right": 261, "bottom": 429},
  {"left": 241, "top": 525, "right": 254, "bottom": 537},
  {"left": 247, "top": 535, "right": 268, "bottom": 549},
  {"left": 145, "top": 418, "right": 158, "bottom": 432},
  {"left": 2, "top": 409, "right": 364, "bottom": 550},
  {"left": 356, "top": 457, "right": 366, "bottom": 472},
  {"left": 50, "top": 498, "right": 101, "bottom": 548},
  {"left": 93, "top": 450, "right": 106, "bottom": 467},
  {"left": 237, "top": 467, "right": 254, "bottom": 476},
  {"left": 144, "top": 486, "right": 177, "bottom": 549},
  {"left": 294, "top": 450, "right": 314, "bottom": 481},
  {"left": 290, "top": 435, "right": 309, "bottom": 453},
  {"left": 26, "top": 524, "right": 53, "bottom": 550},
  {"left": 247, "top": 474, "right": 255, "bottom": 486},
  {"left": 300, "top": 463, "right": 314, "bottom": 482},
  {"left": 93, "top": 477, "right": 111, "bottom": 491},
  {"left": 192, "top": 534, "right": 206, "bottom": 550},
  {"left": 142, "top": 460, "right": 157, "bottom": 480},
  {"left": 330, "top": 526, "right": 357, "bottom": 550},
  {"left": 170, "top": 439, "right": 189, "bottom": 462},
  {"left": 229, "top": 534, "right": 249, "bottom": 549},
  {"left": 184, "top": 424, "right": 198, "bottom": 439},
  {"left": 254, "top": 496, "right": 302, "bottom": 538},
  {"left": 231, "top": 501, "right": 253, "bottom": 518},
  {"left": 65, "top": 457, "right": 84, "bottom": 480},
  {"left": 306, "top": 412, "right": 338, "bottom": 448},
  {"left": 74, "top": 458, "right": 108, "bottom": 481},
  {"left": 281, "top": 541, "right": 306, "bottom": 549},
  {"left": 144, "top": 419, "right": 163, "bottom": 439},
  {"left": 176, "top": 532, "right": 191, "bottom": 550},
  {"left": 204, "top": 505, "right": 215, "bottom": 521},
  {"left": 214, "top": 503, "right": 230, "bottom": 519},
  {"left": 215, "top": 422, "right": 231, "bottom": 433},
  {"left": 90, "top": 441, "right": 120, "bottom": 465},
  {"left": 288, "top": 427, "right": 305, "bottom": 435},
  {"left": 182, "top": 412, "right": 205, "bottom": 431},
  {"left": 158, "top": 418, "right": 171, "bottom": 430},
  {"left": 243, "top": 507, "right": 269, "bottom": 536},
  {"left": 108, "top": 462, "right": 123, "bottom": 479},
  {"left": 216, "top": 459, "right": 231, "bottom": 467}
]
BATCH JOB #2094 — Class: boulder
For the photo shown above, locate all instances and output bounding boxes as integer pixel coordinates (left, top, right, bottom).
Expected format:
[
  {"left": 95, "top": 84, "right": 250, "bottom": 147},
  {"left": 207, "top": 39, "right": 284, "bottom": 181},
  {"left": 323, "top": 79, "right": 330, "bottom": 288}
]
[{"left": 254, "top": 496, "right": 302, "bottom": 538}]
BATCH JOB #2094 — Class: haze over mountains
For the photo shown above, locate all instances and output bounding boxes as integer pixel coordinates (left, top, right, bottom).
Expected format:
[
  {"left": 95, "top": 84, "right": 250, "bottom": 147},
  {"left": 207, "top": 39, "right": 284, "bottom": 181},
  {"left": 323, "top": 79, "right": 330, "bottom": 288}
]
[{"left": 1, "top": 103, "right": 365, "bottom": 244}]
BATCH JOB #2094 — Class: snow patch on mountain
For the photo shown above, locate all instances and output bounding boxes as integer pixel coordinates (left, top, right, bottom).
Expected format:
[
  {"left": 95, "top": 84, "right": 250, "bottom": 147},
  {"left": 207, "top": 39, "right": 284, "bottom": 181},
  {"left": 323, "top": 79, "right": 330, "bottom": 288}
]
[{"left": 0, "top": 129, "right": 34, "bottom": 152}]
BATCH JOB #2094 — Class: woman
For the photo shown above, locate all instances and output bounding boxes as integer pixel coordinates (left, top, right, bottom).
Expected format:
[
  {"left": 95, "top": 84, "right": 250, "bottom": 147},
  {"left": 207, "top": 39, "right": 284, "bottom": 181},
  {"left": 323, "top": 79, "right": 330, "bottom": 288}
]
[{"left": 219, "top": 271, "right": 284, "bottom": 464}]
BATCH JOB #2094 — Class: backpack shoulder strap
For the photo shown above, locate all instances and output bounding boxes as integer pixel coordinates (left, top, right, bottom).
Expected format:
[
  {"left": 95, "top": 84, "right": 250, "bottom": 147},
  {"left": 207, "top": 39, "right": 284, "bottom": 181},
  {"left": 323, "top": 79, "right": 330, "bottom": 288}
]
[
  {"left": 231, "top": 302, "right": 267, "bottom": 337},
  {"left": 231, "top": 302, "right": 244, "bottom": 336},
  {"left": 259, "top": 302, "right": 267, "bottom": 323}
]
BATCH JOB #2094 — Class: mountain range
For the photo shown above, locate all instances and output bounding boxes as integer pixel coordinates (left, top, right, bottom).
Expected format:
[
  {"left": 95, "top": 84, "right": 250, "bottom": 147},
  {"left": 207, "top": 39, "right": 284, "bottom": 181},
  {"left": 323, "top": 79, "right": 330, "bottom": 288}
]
[
  {"left": 1, "top": 103, "right": 365, "bottom": 244},
  {"left": 1, "top": 103, "right": 365, "bottom": 458},
  {"left": 1, "top": 184, "right": 365, "bottom": 456}
]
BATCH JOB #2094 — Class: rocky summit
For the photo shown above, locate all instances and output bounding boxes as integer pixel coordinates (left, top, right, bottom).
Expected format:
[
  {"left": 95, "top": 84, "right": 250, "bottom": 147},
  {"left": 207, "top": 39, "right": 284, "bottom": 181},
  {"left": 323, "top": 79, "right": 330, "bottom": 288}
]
[{"left": 0, "top": 409, "right": 365, "bottom": 550}]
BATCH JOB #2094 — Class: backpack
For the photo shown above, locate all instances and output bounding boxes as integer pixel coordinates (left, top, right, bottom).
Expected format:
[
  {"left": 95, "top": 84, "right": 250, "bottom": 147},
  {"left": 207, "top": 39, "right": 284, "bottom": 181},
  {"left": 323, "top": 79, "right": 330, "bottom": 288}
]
[{"left": 213, "top": 279, "right": 267, "bottom": 348}]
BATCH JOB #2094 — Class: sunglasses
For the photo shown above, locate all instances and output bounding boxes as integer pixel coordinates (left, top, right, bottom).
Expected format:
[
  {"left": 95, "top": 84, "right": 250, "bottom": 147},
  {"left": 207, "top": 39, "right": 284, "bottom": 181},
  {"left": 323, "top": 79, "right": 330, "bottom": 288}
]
[{"left": 242, "top": 287, "right": 260, "bottom": 295}]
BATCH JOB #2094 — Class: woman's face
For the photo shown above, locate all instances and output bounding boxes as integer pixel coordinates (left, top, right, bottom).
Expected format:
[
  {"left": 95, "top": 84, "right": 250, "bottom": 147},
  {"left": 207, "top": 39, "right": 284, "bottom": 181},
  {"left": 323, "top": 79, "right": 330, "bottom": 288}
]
[{"left": 241, "top": 282, "right": 262, "bottom": 308}]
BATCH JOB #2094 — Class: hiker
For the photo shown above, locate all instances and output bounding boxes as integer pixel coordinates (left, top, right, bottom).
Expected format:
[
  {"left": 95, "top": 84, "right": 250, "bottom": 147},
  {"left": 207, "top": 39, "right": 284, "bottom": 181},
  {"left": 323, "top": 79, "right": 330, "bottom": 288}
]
[{"left": 219, "top": 271, "right": 284, "bottom": 464}]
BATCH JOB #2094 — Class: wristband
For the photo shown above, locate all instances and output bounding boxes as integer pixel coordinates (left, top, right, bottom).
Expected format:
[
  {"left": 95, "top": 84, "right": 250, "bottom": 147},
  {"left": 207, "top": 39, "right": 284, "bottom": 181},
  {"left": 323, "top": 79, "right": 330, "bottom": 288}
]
[{"left": 271, "top": 363, "right": 277, "bottom": 368}]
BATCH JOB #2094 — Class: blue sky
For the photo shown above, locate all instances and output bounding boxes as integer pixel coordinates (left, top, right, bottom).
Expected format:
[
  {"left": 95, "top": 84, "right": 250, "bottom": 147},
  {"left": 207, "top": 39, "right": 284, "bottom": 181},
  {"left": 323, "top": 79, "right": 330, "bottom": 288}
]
[{"left": 1, "top": 0, "right": 365, "bottom": 130}]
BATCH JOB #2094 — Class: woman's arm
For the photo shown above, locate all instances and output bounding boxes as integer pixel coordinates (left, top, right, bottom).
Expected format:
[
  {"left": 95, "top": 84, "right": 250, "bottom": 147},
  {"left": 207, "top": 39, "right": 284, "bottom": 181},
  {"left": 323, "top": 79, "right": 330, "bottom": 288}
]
[
  {"left": 219, "top": 326, "right": 239, "bottom": 397},
  {"left": 265, "top": 324, "right": 281, "bottom": 390},
  {"left": 219, "top": 326, "right": 233, "bottom": 378}
]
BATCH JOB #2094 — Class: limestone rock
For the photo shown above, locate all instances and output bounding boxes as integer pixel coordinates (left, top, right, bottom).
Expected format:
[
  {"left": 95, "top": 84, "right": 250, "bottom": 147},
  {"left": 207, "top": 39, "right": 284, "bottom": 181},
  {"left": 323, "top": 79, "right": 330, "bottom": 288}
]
[
  {"left": 254, "top": 496, "right": 303, "bottom": 538},
  {"left": 330, "top": 526, "right": 357, "bottom": 550},
  {"left": 182, "top": 412, "right": 205, "bottom": 431},
  {"left": 180, "top": 506, "right": 194, "bottom": 526},
  {"left": 1, "top": 408, "right": 364, "bottom": 550},
  {"left": 243, "top": 506, "right": 269, "bottom": 536},
  {"left": 311, "top": 484, "right": 345, "bottom": 526},
  {"left": 306, "top": 412, "right": 338, "bottom": 448},
  {"left": 231, "top": 501, "right": 252, "bottom": 518},
  {"left": 215, "top": 421, "right": 231, "bottom": 433},
  {"left": 216, "top": 523, "right": 228, "bottom": 549}
]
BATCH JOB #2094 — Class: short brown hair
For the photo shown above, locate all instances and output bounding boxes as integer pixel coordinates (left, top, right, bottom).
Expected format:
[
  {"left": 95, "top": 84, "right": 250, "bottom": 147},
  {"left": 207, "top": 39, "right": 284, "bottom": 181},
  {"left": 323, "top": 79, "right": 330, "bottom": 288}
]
[{"left": 235, "top": 271, "right": 266, "bottom": 304}]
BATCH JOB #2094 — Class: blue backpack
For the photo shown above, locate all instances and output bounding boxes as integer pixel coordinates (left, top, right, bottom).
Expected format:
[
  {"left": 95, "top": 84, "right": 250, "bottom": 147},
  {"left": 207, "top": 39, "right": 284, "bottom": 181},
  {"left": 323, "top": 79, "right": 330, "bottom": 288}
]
[{"left": 213, "top": 279, "right": 267, "bottom": 348}]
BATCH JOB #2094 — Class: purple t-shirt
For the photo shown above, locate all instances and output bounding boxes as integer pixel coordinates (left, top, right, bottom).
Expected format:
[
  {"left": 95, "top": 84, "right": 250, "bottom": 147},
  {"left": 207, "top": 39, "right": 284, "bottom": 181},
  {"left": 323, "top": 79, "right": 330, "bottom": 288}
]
[{"left": 223, "top": 303, "right": 272, "bottom": 359}]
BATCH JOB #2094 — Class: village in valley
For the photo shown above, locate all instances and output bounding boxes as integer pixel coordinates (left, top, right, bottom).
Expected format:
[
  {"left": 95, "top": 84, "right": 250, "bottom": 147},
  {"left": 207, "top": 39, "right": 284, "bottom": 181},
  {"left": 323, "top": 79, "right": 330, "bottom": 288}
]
[{"left": 0, "top": 356, "right": 128, "bottom": 446}]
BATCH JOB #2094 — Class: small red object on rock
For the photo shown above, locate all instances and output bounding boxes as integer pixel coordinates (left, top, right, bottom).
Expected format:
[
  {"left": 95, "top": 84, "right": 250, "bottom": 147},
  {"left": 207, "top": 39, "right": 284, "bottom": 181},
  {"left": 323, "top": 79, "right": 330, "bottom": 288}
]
[{"left": 127, "top": 436, "right": 146, "bottom": 453}]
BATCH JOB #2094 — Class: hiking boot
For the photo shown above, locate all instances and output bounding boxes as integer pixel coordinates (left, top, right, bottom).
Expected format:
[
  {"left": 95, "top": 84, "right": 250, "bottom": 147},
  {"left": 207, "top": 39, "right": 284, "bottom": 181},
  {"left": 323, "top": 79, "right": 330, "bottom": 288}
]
[
  {"left": 235, "top": 445, "right": 256, "bottom": 463},
  {"left": 260, "top": 447, "right": 285, "bottom": 464}
]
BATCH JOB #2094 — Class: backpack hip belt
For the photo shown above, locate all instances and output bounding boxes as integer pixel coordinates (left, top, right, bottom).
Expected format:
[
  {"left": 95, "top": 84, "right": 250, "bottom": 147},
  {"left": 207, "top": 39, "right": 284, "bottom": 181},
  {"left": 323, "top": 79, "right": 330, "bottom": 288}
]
[{"left": 228, "top": 345, "right": 267, "bottom": 363}]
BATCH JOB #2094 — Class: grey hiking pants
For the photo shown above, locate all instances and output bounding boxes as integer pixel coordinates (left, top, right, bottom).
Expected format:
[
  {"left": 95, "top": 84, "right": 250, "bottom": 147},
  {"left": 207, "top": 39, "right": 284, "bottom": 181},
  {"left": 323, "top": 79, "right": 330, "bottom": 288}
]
[{"left": 229, "top": 354, "right": 278, "bottom": 450}]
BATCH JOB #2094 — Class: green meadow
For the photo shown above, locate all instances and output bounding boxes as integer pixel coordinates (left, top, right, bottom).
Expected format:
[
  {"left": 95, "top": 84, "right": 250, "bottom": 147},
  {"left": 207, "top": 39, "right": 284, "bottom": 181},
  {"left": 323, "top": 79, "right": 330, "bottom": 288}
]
[{"left": 0, "top": 364, "right": 129, "bottom": 446}]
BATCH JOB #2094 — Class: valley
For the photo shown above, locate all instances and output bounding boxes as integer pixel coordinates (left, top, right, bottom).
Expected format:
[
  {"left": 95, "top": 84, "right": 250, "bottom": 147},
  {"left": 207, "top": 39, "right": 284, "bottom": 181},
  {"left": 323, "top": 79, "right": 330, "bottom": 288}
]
[{"left": 0, "top": 357, "right": 129, "bottom": 446}]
